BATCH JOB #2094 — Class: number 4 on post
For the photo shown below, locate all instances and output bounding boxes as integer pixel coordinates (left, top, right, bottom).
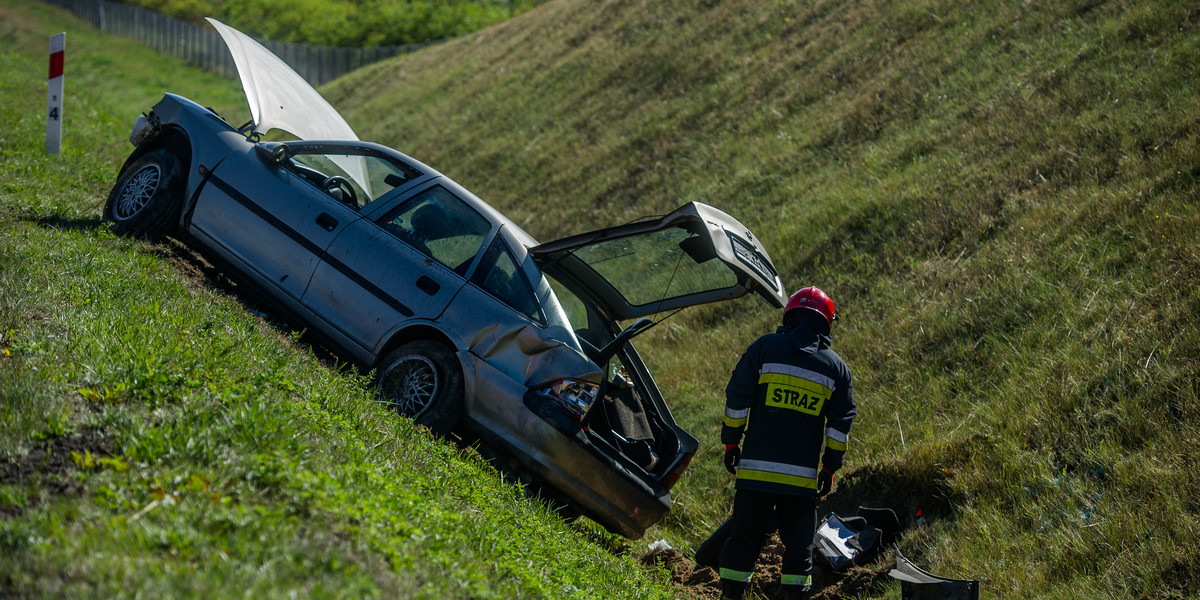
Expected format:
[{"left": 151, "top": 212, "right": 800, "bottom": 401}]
[{"left": 47, "top": 32, "right": 65, "bottom": 155}]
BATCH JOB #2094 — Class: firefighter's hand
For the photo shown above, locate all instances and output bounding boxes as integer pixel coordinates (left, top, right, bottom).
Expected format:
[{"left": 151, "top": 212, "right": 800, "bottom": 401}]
[
  {"left": 723, "top": 444, "right": 741, "bottom": 475},
  {"left": 817, "top": 466, "right": 835, "bottom": 498}
]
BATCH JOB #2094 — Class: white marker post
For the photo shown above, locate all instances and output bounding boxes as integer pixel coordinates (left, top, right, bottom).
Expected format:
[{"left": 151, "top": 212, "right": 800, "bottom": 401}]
[{"left": 47, "top": 33, "right": 65, "bottom": 154}]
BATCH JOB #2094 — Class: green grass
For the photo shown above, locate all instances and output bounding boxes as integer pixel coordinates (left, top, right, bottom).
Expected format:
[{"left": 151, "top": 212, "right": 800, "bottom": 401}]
[
  {"left": 5, "top": 0, "right": 1200, "bottom": 598},
  {"left": 0, "top": 2, "right": 674, "bottom": 598},
  {"left": 326, "top": 0, "right": 1200, "bottom": 597}
]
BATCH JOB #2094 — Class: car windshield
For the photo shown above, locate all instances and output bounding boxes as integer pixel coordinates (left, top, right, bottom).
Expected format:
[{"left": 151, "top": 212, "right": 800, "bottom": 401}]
[
  {"left": 568, "top": 226, "right": 739, "bottom": 309},
  {"left": 288, "top": 149, "right": 420, "bottom": 208}
]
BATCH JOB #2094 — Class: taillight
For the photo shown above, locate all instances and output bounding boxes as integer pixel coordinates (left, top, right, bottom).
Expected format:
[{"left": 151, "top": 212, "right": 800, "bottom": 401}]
[
  {"left": 536, "top": 378, "right": 599, "bottom": 420},
  {"left": 661, "top": 452, "right": 694, "bottom": 490}
]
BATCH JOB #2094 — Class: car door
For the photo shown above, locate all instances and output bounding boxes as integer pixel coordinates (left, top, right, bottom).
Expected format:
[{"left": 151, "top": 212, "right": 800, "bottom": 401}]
[
  {"left": 187, "top": 144, "right": 348, "bottom": 299},
  {"left": 189, "top": 141, "right": 424, "bottom": 301},
  {"left": 300, "top": 181, "right": 495, "bottom": 355},
  {"left": 530, "top": 201, "right": 789, "bottom": 320}
]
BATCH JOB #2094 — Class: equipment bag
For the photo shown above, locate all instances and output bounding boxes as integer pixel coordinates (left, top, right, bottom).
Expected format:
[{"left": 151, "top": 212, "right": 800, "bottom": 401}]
[{"left": 813, "top": 512, "right": 882, "bottom": 570}]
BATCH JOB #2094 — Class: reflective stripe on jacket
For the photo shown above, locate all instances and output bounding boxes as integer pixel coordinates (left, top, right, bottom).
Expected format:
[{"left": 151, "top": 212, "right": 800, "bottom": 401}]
[{"left": 721, "top": 318, "right": 856, "bottom": 496}]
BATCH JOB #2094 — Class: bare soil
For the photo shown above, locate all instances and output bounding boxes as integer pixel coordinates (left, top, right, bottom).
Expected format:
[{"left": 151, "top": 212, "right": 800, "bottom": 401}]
[
  {"left": 637, "top": 461, "right": 963, "bottom": 599},
  {"left": 642, "top": 532, "right": 890, "bottom": 600},
  {"left": 0, "top": 428, "right": 116, "bottom": 516}
]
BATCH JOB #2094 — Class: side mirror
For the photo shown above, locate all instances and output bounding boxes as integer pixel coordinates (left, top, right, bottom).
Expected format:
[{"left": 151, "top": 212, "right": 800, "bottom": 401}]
[{"left": 254, "top": 143, "right": 290, "bottom": 165}]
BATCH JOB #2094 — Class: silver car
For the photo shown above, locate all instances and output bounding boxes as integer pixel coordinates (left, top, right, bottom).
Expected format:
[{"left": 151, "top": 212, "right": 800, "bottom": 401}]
[{"left": 103, "top": 20, "right": 788, "bottom": 538}]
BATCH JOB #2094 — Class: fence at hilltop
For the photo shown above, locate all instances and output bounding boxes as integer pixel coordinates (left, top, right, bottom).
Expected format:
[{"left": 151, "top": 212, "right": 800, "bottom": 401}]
[{"left": 42, "top": 0, "right": 432, "bottom": 86}]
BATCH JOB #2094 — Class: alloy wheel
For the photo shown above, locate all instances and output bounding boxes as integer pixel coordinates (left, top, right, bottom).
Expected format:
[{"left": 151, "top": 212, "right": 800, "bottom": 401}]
[
  {"left": 381, "top": 354, "right": 439, "bottom": 417},
  {"left": 114, "top": 163, "right": 161, "bottom": 220}
]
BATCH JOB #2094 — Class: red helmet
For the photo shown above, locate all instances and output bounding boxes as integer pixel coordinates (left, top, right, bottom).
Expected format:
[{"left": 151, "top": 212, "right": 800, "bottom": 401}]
[{"left": 784, "top": 286, "right": 837, "bottom": 326}]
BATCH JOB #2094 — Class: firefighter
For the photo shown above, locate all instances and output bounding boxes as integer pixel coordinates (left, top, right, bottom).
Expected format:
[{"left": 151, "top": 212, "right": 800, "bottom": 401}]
[{"left": 718, "top": 286, "right": 857, "bottom": 600}]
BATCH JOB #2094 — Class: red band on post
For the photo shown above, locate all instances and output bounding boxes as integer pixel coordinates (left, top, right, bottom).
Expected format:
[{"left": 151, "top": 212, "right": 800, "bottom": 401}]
[{"left": 49, "top": 51, "right": 64, "bottom": 79}]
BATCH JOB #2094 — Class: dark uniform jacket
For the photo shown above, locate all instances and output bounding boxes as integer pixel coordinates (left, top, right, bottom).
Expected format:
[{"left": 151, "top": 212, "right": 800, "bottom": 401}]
[{"left": 722, "top": 317, "right": 856, "bottom": 497}]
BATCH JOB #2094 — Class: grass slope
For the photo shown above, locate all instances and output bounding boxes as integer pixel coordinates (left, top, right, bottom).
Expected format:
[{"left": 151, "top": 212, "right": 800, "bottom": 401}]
[
  {"left": 325, "top": 0, "right": 1200, "bottom": 598},
  {"left": 3, "top": 0, "right": 1199, "bottom": 598},
  {"left": 0, "top": 2, "right": 673, "bottom": 598}
]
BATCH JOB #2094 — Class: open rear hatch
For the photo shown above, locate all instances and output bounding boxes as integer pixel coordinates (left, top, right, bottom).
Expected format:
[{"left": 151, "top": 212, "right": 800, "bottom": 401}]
[
  {"left": 532, "top": 202, "right": 788, "bottom": 489},
  {"left": 531, "top": 201, "right": 788, "bottom": 320}
]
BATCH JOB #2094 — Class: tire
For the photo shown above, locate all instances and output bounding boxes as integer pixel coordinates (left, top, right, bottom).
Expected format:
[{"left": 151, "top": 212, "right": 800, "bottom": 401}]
[
  {"left": 376, "top": 341, "right": 463, "bottom": 436},
  {"left": 103, "top": 148, "right": 185, "bottom": 241}
]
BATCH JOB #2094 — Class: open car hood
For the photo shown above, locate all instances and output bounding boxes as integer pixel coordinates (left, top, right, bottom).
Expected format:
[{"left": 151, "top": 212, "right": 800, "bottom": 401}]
[
  {"left": 208, "top": 18, "right": 371, "bottom": 194},
  {"left": 207, "top": 18, "right": 358, "bottom": 142},
  {"left": 531, "top": 202, "right": 788, "bottom": 320}
]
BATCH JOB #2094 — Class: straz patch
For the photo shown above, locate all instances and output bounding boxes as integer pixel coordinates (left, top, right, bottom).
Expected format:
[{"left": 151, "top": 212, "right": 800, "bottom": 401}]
[{"left": 760, "top": 373, "right": 831, "bottom": 415}]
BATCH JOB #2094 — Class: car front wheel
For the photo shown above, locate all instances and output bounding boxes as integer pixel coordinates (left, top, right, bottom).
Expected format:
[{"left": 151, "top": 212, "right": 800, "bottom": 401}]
[
  {"left": 102, "top": 148, "right": 185, "bottom": 241},
  {"left": 376, "top": 341, "right": 463, "bottom": 436}
]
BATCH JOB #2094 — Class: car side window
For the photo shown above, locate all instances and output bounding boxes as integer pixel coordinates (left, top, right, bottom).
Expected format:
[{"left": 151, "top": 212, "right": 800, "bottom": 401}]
[
  {"left": 473, "top": 237, "right": 545, "bottom": 325},
  {"left": 286, "top": 149, "right": 420, "bottom": 209},
  {"left": 545, "top": 273, "right": 588, "bottom": 332},
  {"left": 378, "top": 186, "right": 491, "bottom": 275}
]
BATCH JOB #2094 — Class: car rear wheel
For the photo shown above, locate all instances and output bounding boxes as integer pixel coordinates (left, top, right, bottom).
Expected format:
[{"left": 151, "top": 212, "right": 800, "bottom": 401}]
[
  {"left": 103, "top": 148, "right": 186, "bottom": 241},
  {"left": 376, "top": 341, "right": 463, "bottom": 436}
]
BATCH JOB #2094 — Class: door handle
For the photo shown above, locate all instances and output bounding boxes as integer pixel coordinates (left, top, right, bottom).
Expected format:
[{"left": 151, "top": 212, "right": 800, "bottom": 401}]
[
  {"left": 416, "top": 276, "right": 440, "bottom": 296},
  {"left": 316, "top": 212, "right": 338, "bottom": 231}
]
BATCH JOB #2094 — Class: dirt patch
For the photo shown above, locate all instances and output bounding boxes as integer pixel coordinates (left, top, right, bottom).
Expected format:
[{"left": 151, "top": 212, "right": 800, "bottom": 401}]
[
  {"left": 642, "top": 532, "right": 890, "bottom": 599},
  {"left": 642, "top": 548, "right": 723, "bottom": 599},
  {"left": 154, "top": 237, "right": 241, "bottom": 297},
  {"left": 641, "top": 465, "right": 931, "bottom": 600},
  {"left": 0, "top": 428, "right": 116, "bottom": 516}
]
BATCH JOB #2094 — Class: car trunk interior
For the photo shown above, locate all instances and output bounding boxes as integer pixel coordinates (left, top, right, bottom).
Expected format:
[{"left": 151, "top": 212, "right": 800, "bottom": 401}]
[
  {"left": 576, "top": 338, "right": 682, "bottom": 481},
  {"left": 544, "top": 272, "right": 689, "bottom": 483}
]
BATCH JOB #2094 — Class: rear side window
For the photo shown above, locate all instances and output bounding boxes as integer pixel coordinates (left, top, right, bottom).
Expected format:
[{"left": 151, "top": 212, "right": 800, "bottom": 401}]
[
  {"left": 378, "top": 186, "right": 491, "bottom": 275},
  {"left": 473, "top": 238, "right": 545, "bottom": 325}
]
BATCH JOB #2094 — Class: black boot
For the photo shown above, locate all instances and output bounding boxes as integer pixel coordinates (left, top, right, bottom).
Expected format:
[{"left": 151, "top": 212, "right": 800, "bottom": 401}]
[
  {"left": 783, "top": 588, "right": 812, "bottom": 600},
  {"left": 720, "top": 580, "right": 748, "bottom": 600}
]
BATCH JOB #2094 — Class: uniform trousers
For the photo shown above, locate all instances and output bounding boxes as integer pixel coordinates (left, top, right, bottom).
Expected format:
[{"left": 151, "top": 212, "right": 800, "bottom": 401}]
[{"left": 719, "top": 488, "right": 817, "bottom": 597}]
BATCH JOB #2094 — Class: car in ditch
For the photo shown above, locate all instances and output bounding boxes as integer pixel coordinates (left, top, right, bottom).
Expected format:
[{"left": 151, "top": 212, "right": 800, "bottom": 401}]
[{"left": 103, "top": 19, "right": 788, "bottom": 538}]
